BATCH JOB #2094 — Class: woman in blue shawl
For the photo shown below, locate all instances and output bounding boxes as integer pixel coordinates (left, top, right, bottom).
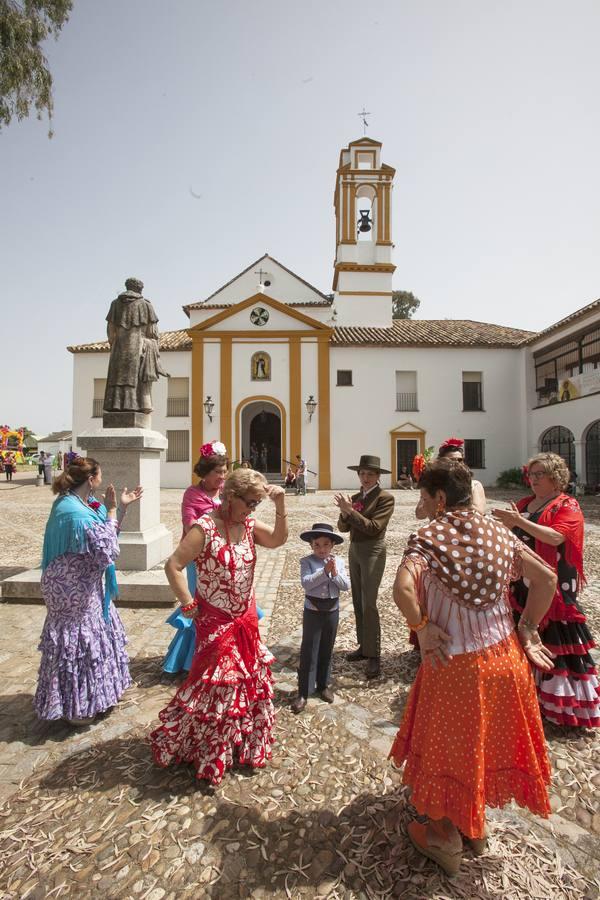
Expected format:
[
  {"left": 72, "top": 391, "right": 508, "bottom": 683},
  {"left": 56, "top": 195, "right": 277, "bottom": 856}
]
[{"left": 34, "top": 457, "right": 142, "bottom": 725}]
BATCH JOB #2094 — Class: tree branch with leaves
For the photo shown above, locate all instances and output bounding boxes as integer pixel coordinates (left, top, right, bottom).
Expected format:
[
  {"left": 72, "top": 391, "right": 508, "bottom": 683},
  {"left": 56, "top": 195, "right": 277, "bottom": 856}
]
[
  {"left": 392, "top": 290, "right": 420, "bottom": 319},
  {"left": 0, "top": 0, "right": 72, "bottom": 135}
]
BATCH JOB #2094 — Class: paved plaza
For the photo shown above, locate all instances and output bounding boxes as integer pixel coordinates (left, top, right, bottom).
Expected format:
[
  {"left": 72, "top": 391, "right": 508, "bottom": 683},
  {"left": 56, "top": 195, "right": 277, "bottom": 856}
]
[{"left": 0, "top": 476, "right": 599, "bottom": 898}]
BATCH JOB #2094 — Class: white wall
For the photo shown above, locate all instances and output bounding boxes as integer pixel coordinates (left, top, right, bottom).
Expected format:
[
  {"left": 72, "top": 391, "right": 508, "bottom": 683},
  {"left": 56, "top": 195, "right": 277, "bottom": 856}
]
[
  {"left": 72, "top": 350, "right": 192, "bottom": 489},
  {"left": 329, "top": 346, "right": 525, "bottom": 489}
]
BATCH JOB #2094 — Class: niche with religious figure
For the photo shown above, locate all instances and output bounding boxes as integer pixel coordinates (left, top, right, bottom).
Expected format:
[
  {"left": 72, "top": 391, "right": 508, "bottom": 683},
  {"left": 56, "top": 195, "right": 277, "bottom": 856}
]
[{"left": 251, "top": 351, "right": 271, "bottom": 382}]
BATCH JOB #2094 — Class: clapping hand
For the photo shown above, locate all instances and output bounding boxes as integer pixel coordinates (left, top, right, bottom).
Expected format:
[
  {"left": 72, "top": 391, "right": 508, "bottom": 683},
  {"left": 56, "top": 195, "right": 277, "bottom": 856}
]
[
  {"left": 418, "top": 622, "right": 452, "bottom": 669},
  {"left": 103, "top": 484, "right": 117, "bottom": 511},
  {"left": 120, "top": 485, "right": 143, "bottom": 508},
  {"left": 324, "top": 557, "right": 337, "bottom": 577},
  {"left": 492, "top": 503, "right": 522, "bottom": 529},
  {"left": 518, "top": 627, "right": 555, "bottom": 671},
  {"left": 334, "top": 493, "right": 353, "bottom": 515}
]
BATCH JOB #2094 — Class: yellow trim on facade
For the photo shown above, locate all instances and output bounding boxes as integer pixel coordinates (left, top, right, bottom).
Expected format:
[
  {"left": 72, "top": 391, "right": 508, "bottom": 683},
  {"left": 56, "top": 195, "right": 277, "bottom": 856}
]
[
  {"left": 317, "top": 335, "right": 331, "bottom": 489},
  {"left": 389, "top": 424, "right": 426, "bottom": 485},
  {"left": 190, "top": 334, "right": 203, "bottom": 480},
  {"left": 234, "top": 395, "right": 287, "bottom": 476},
  {"left": 289, "top": 336, "right": 302, "bottom": 465},
  {"left": 197, "top": 330, "right": 327, "bottom": 340},
  {"left": 220, "top": 336, "right": 232, "bottom": 457},
  {"left": 188, "top": 292, "right": 331, "bottom": 333}
]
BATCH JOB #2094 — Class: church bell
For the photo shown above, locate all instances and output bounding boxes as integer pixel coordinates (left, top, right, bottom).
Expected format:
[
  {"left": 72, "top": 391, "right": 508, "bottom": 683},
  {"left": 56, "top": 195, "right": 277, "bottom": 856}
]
[{"left": 357, "top": 209, "right": 372, "bottom": 233}]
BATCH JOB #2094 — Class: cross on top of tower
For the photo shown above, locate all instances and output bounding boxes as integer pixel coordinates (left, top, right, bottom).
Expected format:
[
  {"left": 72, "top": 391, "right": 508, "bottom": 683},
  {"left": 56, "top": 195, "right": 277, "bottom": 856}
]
[
  {"left": 357, "top": 107, "right": 371, "bottom": 135},
  {"left": 254, "top": 267, "right": 267, "bottom": 283}
]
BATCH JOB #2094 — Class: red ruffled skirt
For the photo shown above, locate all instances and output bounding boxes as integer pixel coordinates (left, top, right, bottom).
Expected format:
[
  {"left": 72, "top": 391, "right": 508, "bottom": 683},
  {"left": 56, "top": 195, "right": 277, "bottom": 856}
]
[
  {"left": 150, "top": 599, "right": 274, "bottom": 785},
  {"left": 389, "top": 632, "right": 551, "bottom": 838}
]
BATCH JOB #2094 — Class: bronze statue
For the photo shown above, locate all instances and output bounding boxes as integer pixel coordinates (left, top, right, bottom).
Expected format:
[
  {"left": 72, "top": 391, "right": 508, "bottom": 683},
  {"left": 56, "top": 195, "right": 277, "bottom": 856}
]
[{"left": 103, "top": 278, "right": 168, "bottom": 422}]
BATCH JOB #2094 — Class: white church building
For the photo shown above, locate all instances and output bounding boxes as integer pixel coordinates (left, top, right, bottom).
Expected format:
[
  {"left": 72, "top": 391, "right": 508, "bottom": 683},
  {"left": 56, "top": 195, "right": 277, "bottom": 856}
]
[{"left": 68, "top": 138, "right": 600, "bottom": 491}]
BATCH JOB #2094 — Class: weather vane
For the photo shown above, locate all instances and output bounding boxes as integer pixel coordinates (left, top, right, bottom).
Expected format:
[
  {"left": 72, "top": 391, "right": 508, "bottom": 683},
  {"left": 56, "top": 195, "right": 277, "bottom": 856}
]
[{"left": 357, "top": 107, "right": 371, "bottom": 135}]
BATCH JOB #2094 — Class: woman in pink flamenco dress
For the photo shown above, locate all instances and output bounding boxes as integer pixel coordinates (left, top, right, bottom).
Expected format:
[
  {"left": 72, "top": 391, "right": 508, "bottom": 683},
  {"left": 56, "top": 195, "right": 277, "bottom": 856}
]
[{"left": 150, "top": 468, "right": 287, "bottom": 785}]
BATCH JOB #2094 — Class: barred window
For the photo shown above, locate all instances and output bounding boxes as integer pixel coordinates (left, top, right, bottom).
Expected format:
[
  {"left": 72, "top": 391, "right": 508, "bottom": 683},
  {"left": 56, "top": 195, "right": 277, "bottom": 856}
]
[
  {"left": 464, "top": 439, "right": 485, "bottom": 469},
  {"left": 92, "top": 379, "right": 106, "bottom": 417},
  {"left": 167, "top": 378, "right": 189, "bottom": 417},
  {"left": 337, "top": 370, "right": 353, "bottom": 386},
  {"left": 167, "top": 430, "right": 189, "bottom": 462}
]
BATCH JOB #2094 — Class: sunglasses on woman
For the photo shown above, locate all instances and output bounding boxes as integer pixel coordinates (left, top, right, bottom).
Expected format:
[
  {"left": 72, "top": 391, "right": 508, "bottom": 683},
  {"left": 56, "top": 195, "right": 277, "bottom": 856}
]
[{"left": 237, "top": 495, "right": 262, "bottom": 510}]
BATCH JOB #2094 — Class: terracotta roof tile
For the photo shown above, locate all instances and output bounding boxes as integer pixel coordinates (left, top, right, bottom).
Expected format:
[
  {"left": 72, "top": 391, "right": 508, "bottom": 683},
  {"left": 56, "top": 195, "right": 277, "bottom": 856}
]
[
  {"left": 67, "top": 330, "right": 191, "bottom": 353},
  {"left": 332, "top": 320, "right": 533, "bottom": 347},
  {"left": 68, "top": 319, "right": 533, "bottom": 353},
  {"left": 523, "top": 298, "right": 600, "bottom": 345}
]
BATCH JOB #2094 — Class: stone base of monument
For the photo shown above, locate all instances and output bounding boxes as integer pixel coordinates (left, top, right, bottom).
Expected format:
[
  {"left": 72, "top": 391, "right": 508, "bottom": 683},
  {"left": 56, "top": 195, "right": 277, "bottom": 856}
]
[
  {"left": 77, "top": 427, "right": 173, "bottom": 571},
  {"left": 1, "top": 567, "right": 174, "bottom": 607}
]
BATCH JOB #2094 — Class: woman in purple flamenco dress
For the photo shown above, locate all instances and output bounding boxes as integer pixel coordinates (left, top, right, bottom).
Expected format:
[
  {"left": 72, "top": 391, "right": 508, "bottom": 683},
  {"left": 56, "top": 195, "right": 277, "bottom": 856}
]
[{"left": 34, "top": 457, "right": 142, "bottom": 726}]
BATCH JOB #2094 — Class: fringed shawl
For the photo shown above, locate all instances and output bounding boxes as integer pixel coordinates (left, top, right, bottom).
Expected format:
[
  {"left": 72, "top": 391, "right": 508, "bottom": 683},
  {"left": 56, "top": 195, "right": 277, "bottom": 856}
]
[
  {"left": 42, "top": 493, "right": 118, "bottom": 621},
  {"left": 405, "top": 509, "right": 521, "bottom": 610}
]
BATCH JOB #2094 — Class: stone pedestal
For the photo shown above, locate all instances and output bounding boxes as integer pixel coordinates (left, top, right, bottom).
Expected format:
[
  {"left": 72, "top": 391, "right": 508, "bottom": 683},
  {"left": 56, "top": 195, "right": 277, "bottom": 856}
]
[{"left": 77, "top": 428, "right": 172, "bottom": 571}]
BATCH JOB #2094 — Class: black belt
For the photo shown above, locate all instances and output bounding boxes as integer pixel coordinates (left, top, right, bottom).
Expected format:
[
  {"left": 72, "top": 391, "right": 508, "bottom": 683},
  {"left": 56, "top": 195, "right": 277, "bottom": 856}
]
[{"left": 306, "top": 595, "right": 338, "bottom": 612}]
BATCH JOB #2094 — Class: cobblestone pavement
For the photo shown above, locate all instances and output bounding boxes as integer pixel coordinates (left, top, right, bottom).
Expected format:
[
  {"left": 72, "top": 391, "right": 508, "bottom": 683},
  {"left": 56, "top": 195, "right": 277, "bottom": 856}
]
[{"left": 0, "top": 479, "right": 599, "bottom": 898}]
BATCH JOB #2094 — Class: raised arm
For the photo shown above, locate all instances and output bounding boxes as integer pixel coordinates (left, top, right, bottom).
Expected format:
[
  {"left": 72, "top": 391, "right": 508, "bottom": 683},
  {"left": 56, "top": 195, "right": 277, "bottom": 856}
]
[{"left": 253, "top": 485, "right": 288, "bottom": 549}]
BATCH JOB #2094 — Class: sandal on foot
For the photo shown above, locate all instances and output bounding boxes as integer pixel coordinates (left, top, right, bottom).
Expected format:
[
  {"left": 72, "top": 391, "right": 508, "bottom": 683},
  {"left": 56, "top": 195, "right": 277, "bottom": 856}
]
[{"left": 407, "top": 821, "right": 462, "bottom": 877}]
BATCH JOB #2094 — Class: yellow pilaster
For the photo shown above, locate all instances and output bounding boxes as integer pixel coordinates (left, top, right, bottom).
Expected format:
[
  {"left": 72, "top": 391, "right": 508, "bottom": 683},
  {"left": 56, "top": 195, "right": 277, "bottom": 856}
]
[
  {"left": 317, "top": 335, "right": 331, "bottom": 489},
  {"left": 220, "top": 336, "right": 232, "bottom": 458},
  {"left": 289, "top": 336, "right": 302, "bottom": 464},
  {"left": 190, "top": 335, "right": 203, "bottom": 477}
]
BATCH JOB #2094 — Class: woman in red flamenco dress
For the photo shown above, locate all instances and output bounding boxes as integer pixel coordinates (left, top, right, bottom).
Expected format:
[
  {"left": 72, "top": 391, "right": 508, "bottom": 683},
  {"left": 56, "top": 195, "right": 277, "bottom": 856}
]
[
  {"left": 150, "top": 468, "right": 288, "bottom": 784},
  {"left": 494, "top": 452, "right": 599, "bottom": 728}
]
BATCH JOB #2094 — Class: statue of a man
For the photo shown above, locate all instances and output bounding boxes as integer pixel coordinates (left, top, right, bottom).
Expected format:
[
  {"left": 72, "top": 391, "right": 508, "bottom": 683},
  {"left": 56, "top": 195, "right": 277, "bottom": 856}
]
[{"left": 104, "top": 277, "right": 168, "bottom": 415}]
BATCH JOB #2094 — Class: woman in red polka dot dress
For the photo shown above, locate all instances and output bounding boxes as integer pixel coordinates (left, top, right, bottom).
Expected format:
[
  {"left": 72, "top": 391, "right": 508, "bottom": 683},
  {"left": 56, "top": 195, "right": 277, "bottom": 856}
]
[
  {"left": 494, "top": 452, "right": 599, "bottom": 728},
  {"left": 390, "top": 460, "right": 556, "bottom": 876}
]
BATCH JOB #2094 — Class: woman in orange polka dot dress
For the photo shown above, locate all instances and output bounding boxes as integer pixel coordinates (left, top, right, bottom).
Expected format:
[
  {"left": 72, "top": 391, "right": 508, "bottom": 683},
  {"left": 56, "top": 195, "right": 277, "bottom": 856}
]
[{"left": 389, "top": 460, "right": 556, "bottom": 876}]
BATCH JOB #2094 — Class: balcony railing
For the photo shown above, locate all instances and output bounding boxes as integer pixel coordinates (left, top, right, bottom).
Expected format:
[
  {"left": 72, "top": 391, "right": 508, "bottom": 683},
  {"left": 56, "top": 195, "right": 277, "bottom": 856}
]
[
  {"left": 396, "top": 392, "right": 418, "bottom": 411},
  {"left": 167, "top": 397, "right": 189, "bottom": 417},
  {"left": 92, "top": 399, "right": 103, "bottom": 418}
]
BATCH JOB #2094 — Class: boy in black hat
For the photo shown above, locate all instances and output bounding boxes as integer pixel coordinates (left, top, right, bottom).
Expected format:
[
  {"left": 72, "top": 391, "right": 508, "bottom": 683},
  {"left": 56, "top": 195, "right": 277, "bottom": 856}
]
[{"left": 291, "top": 523, "right": 350, "bottom": 714}]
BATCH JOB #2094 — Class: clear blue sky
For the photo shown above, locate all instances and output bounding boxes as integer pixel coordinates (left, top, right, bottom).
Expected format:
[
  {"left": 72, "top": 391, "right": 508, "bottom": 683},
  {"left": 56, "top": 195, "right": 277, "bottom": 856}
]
[{"left": 2, "top": 0, "right": 599, "bottom": 435}]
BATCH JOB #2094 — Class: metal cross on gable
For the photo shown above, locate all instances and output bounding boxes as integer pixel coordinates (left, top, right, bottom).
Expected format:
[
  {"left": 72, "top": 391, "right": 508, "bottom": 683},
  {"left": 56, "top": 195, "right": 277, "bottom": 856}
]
[
  {"left": 254, "top": 268, "right": 268, "bottom": 283},
  {"left": 357, "top": 107, "right": 371, "bottom": 135}
]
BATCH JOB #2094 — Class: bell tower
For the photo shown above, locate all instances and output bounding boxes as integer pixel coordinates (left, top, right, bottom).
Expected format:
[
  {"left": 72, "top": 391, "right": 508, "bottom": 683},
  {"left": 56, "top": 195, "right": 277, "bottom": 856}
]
[{"left": 332, "top": 138, "right": 395, "bottom": 327}]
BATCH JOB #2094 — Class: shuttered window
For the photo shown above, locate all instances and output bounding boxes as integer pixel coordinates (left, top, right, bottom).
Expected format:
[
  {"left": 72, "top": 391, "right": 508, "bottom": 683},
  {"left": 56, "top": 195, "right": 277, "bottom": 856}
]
[
  {"left": 167, "top": 430, "right": 189, "bottom": 462},
  {"left": 167, "top": 378, "right": 189, "bottom": 417},
  {"left": 92, "top": 379, "right": 106, "bottom": 417},
  {"left": 464, "top": 439, "right": 485, "bottom": 469}
]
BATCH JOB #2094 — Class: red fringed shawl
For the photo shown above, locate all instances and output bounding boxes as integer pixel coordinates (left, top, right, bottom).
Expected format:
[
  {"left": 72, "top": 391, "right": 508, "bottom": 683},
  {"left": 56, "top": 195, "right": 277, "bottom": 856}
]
[{"left": 515, "top": 493, "right": 586, "bottom": 625}]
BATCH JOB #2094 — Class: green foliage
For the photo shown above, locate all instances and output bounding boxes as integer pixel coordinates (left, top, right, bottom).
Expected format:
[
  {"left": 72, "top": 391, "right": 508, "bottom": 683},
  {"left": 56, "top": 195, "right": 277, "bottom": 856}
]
[
  {"left": 423, "top": 445, "right": 436, "bottom": 462},
  {"left": 496, "top": 467, "right": 526, "bottom": 488},
  {"left": 392, "top": 290, "right": 420, "bottom": 319},
  {"left": 0, "top": 0, "right": 73, "bottom": 134}
]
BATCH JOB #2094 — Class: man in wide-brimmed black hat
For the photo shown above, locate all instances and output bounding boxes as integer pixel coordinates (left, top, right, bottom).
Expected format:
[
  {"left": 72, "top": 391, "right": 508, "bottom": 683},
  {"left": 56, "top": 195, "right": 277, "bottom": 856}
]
[{"left": 334, "top": 454, "right": 395, "bottom": 679}]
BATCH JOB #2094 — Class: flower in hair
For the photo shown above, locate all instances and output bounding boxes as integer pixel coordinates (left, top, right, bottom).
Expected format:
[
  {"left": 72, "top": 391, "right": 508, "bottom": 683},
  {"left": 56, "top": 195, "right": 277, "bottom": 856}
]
[
  {"left": 441, "top": 437, "right": 464, "bottom": 450},
  {"left": 200, "top": 441, "right": 227, "bottom": 458}
]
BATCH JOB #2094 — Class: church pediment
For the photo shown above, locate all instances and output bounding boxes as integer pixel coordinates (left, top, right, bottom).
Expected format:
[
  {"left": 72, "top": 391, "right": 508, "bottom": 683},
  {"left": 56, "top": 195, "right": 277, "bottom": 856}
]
[
  {"left": 184, "top": 253, "right": 331, "bottom": 318},
  {"left": 187, "top": 293, "right": 333, "bottom": 335}
]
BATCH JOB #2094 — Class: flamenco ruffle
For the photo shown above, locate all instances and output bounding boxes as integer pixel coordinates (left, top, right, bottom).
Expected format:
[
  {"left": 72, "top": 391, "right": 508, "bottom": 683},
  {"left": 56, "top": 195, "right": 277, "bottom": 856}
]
[
  {"left": 536, "top": 671, "right": 600, "bottom": 727},
  {"left": 34, "top": 604, "right": 131, "bottom": 721},
  {"left": 399, "top": 752, "right": 551, "bottom": 840},
  {"left": 150, "top": 658, "right": 275, "bottom": 784},
  {"left": 162, "top": 609, "right": 196, "bottom": 674}
]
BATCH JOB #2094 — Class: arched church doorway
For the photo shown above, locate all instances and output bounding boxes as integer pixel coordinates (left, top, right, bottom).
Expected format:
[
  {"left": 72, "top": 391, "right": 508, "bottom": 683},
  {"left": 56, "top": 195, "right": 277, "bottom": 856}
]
[{"left": 240, "top": 400, "right": 283, "bottom": 473}]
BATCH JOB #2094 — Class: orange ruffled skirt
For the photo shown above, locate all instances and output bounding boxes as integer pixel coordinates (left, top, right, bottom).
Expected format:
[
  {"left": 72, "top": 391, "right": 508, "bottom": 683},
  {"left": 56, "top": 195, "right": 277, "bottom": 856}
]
[{"left": 389, "top": 632, "right": 551, "bottom": 838}]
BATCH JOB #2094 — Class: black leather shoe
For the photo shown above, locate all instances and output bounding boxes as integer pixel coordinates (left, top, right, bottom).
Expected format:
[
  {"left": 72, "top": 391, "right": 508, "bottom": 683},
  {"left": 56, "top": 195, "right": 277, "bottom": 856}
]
[
  {"left": 366, "top": 658, "right": 381, "bottom": 679},
  {"left": 319, "top": 687, "right": 335, "bottom": 703},
  {"left": 291, "top": 695, "right": 307, "bottom": 714},
  {"left": 347, "top": 647, "right": 365, "bottom": 662}
]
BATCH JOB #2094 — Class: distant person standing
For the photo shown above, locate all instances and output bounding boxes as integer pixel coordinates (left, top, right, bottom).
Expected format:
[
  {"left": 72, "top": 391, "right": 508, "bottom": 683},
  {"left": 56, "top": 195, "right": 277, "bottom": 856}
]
[
  {"left": 260, "top": 443, "right": 268, "bottom": 472},
  {"left": 57, "top": 451, "right": 63, "bottom": 471},
  {"left": 250, "top": 443, "right": 258, "bottom": 469},
  {"left": 38, "top": 451, "right": 46, "bottom": 477},
  {"left": 4, "top": 453, "right": 16, "bottom": 482},
  {"left": 296, "top": 455, "right": 307, "bottom": 495},
  {"left": 43, "top": 453, "right": 54, "bottom": 485}
]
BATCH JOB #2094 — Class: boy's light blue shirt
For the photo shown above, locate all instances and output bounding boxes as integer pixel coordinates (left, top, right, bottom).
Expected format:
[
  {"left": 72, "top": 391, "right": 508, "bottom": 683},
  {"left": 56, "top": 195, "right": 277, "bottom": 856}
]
[{"left": 300, "top": 553, "right": 350, "bottom": 611}]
